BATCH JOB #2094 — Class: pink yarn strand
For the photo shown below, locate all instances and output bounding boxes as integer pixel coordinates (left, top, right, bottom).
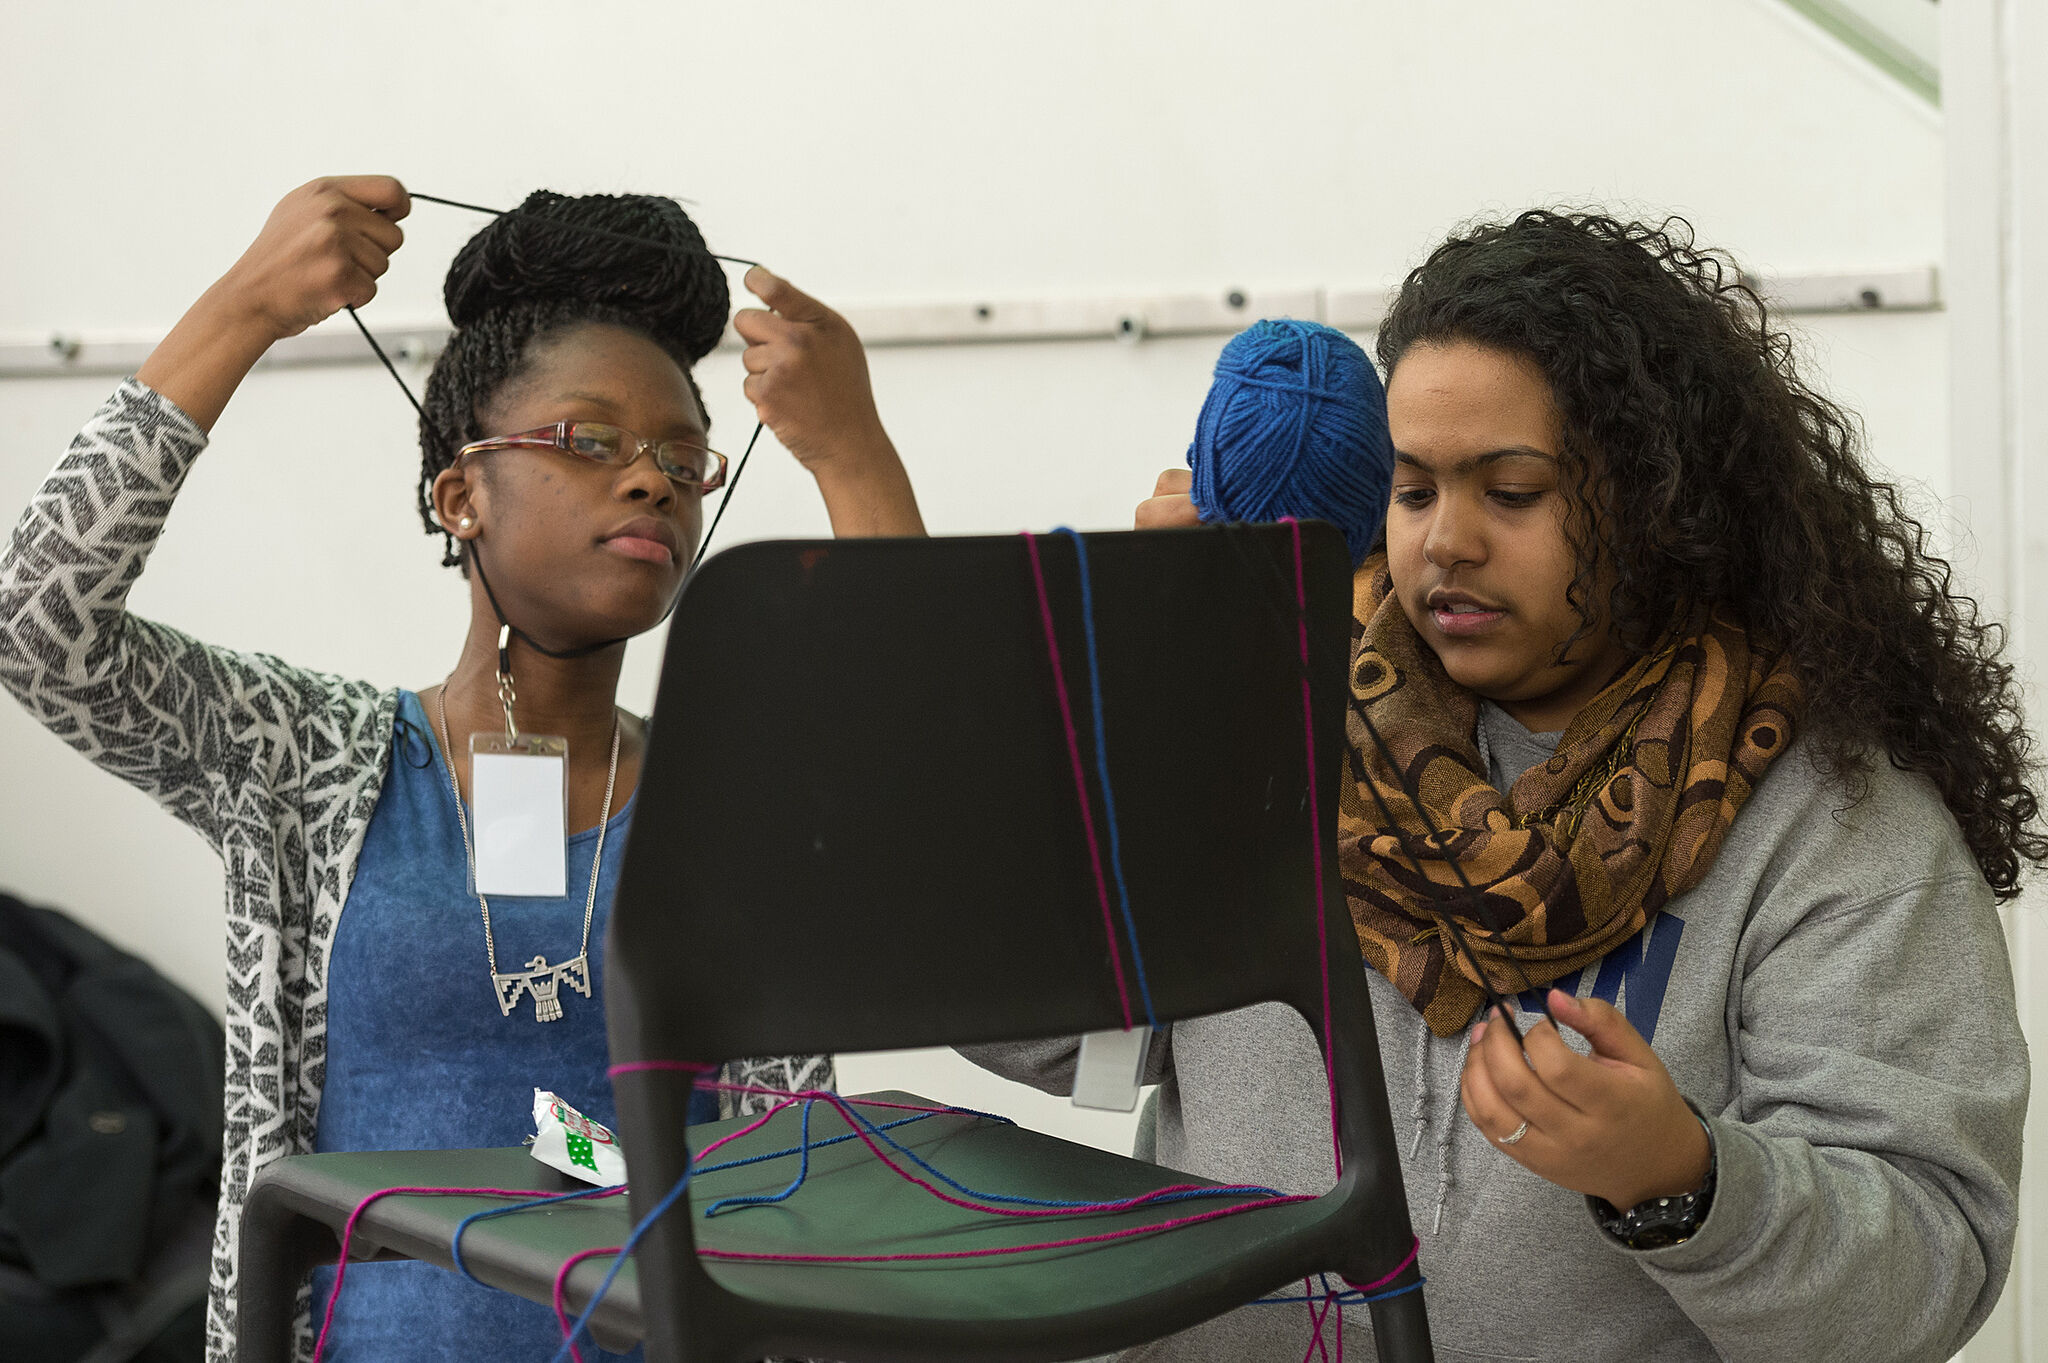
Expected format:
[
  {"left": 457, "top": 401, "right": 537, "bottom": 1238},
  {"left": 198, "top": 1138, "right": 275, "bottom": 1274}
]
[
  {"left": 1281, "top": 518, "right": 1343, "bottom": 1176},
  {"left": 720, "top": 1084, "right": 1277, "bottom": 1222},
  {"left": 1341, "top": 1237, "right": 1419, "bottom": 1294},
  {"left": 311, "top": 1184, "right": 596, "bottom": 1363},
  {"left": 697, "top": 1192, "right": 1311, "bottom": 1265},
  {"left": 1303, "top": 1282, "right": 1336, "bottom": 1363},
  {"left": 1022, "top": 530, "right": 1134, "bottom": 1030},
  {"left": 691, "top": 1097, "right": 799, "bottom": 1162},
  {"left": 692, "top": 1082, "right": 966, "bottom": 1117},
  {"left": 553, "top": 1244, "right": 624, "bottom": 1363},
  {"left": 607, "top": 1059, "right": 716, "bottom": 1078}
]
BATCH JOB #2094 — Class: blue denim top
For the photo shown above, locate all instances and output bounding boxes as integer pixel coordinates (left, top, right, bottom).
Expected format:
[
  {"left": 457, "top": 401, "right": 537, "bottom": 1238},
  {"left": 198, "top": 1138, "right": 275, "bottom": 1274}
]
[{"left": 311, "top": 691, "right": 712, "bottom": 1362}]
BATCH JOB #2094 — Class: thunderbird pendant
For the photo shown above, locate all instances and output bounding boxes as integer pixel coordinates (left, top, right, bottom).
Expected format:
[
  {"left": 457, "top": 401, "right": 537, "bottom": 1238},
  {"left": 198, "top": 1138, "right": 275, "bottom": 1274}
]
[{"left": 494, "top": 954, "right": 593, "bottom": 1022}]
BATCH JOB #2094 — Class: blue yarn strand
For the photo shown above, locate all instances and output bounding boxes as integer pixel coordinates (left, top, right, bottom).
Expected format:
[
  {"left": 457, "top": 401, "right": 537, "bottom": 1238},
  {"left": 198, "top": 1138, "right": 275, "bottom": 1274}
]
[
  {"left": 1253, "top": 1275, "right": 1425, "bottom": 1308},
  {"left": 1053, "top": 525, "right": 1157, "bottom": 1032},
  {"left": 449, "top": 1183, "right": 625, "bottom": 1285},
  {"left": 716, "top": 1089, "right": 1280, "bottom": 1215},
  {"left": 452, "top": 1113, "right": 967, "bottom": 1280},
  {"left": 1245, "top": 1277, "right": 1425, "bottom": 1309},
  {"left": 545, "top": 1089, "right": 1274, "bottom": 1361},
  {"left": 549, "top": 1161, "right": 696, "bottom": 1363},
  {"left": 698, "top": 1102, "right": 1022, "bottom": 1216},
  {"left": 445, "top": 1085, "right": 1323, "bottom": 1359},
  {"left": 692, "top": 1109, "right": 942, "bottom": 1178},
  {"left": 703, "top": 1099, "right": 820, "bottom": 1216}
]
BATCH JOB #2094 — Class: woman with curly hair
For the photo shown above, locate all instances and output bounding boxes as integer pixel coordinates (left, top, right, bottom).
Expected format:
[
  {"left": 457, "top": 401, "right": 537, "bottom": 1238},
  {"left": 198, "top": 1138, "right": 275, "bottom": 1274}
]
[
  {"left": 0, "top": 176, "right": 921, "bottom": 1362},
  {"left": 1015, "top": 211, "right": 2038, "bottom": 1360}
]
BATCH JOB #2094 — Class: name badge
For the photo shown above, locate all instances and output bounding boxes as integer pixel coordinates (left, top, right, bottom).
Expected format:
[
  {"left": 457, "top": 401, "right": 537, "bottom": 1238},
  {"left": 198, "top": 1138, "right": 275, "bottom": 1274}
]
[
  {"left": 1072, "top": 1027, "right": 1152, "bottom": 1112},
  {"left": 469, "top": 734, "right": 568, "bottom": 897}
]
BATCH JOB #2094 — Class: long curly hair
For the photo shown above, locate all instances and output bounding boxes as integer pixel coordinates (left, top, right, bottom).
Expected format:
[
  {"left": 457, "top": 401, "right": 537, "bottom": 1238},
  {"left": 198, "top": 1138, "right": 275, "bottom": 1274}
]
[
  {"left": 416, "top": 190, "right": 730, "bottom": 568},
  {"left": 1376, "top": 210, "right": 2044, "bottom": 898}
]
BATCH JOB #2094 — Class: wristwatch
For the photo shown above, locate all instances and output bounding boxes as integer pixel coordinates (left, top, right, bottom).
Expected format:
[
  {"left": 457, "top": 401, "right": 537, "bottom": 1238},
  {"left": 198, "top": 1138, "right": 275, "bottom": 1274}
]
[{"left": 1587, "top": 1099, "right": 1718, "bottom": 1250}]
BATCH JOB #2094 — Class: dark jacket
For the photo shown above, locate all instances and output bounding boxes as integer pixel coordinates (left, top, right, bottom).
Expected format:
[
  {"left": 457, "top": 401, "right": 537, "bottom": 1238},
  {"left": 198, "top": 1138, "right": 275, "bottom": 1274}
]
[{"left": 0, "top": 892, "right": 224, "bottom": 1360}]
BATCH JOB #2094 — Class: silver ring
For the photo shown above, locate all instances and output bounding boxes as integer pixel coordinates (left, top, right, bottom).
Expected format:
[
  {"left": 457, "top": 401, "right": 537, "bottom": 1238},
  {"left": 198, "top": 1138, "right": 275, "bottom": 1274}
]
[{"left": 1498, "top": 1120, "right": 1529, "bottom": 1146}]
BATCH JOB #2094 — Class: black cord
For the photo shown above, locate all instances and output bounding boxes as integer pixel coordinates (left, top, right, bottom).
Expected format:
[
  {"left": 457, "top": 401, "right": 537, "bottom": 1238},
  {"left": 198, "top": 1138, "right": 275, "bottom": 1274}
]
[
  {"left": 345, "top": 305, "right": 428, "bottom": 422},
  {"left": 407, "top": 191, "right": 762, "bottom": 269},
  {"left": 1219, "top": 522, "right": 1557, "bottom": 1041},
  {"left": 691, "top": 420, "right": 766, "bottom": 572},
  {"left": 405, "top": 191, "right": 503, "bottom": 216},
  {"left": 468, "top": 542, "right": 622, "bottom": 660}
]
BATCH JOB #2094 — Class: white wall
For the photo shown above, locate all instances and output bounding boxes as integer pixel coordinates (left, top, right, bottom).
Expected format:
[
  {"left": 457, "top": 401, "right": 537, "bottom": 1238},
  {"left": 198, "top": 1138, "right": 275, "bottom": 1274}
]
[
  {"left": 1945, "top": 3, "right": 2048, "bottom": 1359},
  {"left": 0, "top": 0, "right": 1967, "bottom": 1202}
]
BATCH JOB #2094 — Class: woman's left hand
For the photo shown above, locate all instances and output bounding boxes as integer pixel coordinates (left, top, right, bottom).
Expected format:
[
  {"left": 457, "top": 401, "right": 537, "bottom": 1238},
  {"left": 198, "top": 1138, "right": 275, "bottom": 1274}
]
[
  {"left": 1461, "top": 987, "right": 1711, "bottom": 1210},
  {"left": 734, "top": 267, "right": 923, "bottom": 537},
  {"left": 735, "top": 267, "right": 891, "bottom": 474}
]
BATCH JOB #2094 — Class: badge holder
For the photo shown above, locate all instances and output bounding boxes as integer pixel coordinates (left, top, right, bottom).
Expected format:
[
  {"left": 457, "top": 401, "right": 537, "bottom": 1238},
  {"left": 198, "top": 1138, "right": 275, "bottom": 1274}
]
[{"left": 468, "top": 632, "right": 570, "bottom": 899}]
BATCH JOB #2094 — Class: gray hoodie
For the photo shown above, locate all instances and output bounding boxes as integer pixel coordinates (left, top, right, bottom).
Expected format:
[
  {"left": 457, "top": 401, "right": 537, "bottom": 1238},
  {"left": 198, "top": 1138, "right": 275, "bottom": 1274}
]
[{"left": 964, "top": 703, "right": 2026, "bottom": 1362}]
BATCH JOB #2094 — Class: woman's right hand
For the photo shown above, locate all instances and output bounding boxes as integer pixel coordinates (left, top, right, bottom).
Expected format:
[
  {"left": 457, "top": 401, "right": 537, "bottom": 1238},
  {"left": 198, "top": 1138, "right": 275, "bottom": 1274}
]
[
  {"left": 217, "top": 176, "right": 411, "bottom": 340},
  {"left": 138, "top": 176, "right": 410, "bottom": 432},
  {"left": 1135, "top": 468, "right": 1202, "bottom": 529}
]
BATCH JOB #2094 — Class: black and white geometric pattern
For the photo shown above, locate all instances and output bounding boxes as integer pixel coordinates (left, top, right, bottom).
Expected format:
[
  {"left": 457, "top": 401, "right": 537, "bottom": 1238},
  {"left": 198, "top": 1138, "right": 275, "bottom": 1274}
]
[{"left": 1, "top": 382, "right": 831, "bottom": 1362}]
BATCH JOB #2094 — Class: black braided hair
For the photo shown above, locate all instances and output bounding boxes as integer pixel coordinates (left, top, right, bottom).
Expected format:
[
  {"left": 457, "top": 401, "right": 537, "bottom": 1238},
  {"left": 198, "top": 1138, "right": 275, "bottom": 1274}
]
[
  {"left": 1377, "top": 210, "right": 2045, "bottom": 899},
  {"left": 417, "top": 191, "right": 730, "bottom": 567}
]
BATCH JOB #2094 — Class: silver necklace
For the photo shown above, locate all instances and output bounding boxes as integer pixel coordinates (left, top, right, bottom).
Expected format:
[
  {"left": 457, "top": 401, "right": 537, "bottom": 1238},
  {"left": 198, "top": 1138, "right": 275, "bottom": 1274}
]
[{"left": 436, "top": 685, "right": 621, "bottom": 1023}]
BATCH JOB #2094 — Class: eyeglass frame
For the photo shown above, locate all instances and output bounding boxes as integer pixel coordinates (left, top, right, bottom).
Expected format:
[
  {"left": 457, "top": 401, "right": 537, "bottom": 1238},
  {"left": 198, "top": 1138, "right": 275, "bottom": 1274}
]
[{"left": 455, "top": 420, "right": 730, "bottom": 493}]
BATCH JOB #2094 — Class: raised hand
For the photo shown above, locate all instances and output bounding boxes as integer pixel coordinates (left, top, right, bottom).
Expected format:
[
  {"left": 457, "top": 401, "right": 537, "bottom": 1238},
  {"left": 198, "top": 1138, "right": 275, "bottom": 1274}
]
[
  {"left": 137, "top": 175, "right": 411, "bottom": 431},
  {"left": 735, "top": 267, "right": 889, "bottom": 474},
  {"left": 734, "top": 267, "right": 923, "bottom": 537},
  {"left": 218, "top": 176, "right": 411, "bottom": 341}
]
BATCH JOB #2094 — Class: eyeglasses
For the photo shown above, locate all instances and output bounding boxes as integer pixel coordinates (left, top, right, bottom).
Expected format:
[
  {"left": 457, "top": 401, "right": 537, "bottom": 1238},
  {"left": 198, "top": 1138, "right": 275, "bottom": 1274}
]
[{"left": 457, "top": 421, "right": 729, "bottom": 492}]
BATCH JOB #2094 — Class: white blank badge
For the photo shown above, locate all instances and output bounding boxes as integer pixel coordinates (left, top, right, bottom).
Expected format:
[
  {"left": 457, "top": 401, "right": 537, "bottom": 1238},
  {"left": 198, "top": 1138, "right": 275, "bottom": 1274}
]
[{"left": 470, "top": 735, "right": 569, "bottom": 897}]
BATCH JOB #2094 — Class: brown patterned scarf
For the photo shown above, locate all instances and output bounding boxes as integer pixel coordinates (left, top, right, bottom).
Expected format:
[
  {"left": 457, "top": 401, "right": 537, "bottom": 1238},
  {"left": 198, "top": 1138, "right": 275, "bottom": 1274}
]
[{"left": 1339, "top": 557, "right": 1805, "bottom": 1036}]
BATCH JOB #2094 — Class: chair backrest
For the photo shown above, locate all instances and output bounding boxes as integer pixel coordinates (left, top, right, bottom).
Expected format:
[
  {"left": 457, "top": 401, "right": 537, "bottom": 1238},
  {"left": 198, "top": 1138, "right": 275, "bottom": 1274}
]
[
  {"left": 604, "top": 524, "right": 1415, "bottom": 1360},
  {"left": 609, "top": 524, "right": 1357, "bottom": 1061}
]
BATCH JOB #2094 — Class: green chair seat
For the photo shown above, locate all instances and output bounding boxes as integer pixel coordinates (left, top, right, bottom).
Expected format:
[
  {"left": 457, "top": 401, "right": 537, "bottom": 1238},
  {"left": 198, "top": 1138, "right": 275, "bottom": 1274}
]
[{"left": 247, "top": 1091, "right": 1348, "bottom": 1358}]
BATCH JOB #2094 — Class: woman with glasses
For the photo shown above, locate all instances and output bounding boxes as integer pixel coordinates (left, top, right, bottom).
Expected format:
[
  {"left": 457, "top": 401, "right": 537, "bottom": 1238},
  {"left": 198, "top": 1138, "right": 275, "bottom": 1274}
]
[{"left": 0, "top": 175, "right": 922, "bottom": 1363}]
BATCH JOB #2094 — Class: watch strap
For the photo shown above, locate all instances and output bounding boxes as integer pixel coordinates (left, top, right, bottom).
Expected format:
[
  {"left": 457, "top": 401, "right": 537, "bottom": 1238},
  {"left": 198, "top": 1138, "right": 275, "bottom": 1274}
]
[{"left": 1588, "top": 1099, "right": 1718, "bottom": 1250}]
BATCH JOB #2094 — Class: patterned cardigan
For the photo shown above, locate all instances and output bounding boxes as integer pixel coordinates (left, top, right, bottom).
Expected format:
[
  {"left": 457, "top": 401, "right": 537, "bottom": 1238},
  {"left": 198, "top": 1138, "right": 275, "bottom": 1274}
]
[{"left": 0, "top": 381, "right": 830, "bottom": 1362}]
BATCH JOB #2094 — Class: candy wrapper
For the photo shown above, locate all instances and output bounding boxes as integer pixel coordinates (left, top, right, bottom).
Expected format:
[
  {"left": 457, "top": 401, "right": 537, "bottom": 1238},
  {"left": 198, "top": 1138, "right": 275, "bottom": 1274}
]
[{"left": 531, "top": 1089, "right": 628, "bottom": 1186}]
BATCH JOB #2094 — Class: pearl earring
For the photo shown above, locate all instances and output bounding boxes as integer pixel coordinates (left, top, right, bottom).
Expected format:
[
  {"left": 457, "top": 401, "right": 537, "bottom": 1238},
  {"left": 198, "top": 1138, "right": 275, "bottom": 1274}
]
[{"left": 458, "top": 517, "right": 474, "bottom": 530}]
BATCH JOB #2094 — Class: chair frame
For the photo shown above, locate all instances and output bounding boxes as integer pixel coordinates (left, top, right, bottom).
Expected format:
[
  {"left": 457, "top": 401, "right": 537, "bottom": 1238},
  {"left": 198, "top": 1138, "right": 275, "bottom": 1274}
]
[{"left": 606, "top": 525, "right": 1433, "bottom": 1362}]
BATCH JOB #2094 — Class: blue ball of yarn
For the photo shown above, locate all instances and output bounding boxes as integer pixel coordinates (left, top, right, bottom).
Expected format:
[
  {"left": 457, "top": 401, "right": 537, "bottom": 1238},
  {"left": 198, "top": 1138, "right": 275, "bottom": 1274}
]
[{"left": 1186, "top": 319, "right": 1393, "bottom": 567}]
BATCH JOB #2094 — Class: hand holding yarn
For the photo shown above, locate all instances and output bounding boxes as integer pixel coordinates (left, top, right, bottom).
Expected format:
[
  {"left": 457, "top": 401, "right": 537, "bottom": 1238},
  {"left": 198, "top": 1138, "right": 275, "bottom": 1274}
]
[
  {"left": 1462, "top": 989, "right": 1712, "bottom": 1210},
  {"left": 138, "top": 175, "right": 412, "bottom": 432},
  {"left": 1184, "top": 319, "right": 1394, "bottom": 565},
  {"left": 736, "top": 267, "right": 892, "bottom": 474},
  {"left": 218, "top": 176, "right": 411, "bottom": 341}
]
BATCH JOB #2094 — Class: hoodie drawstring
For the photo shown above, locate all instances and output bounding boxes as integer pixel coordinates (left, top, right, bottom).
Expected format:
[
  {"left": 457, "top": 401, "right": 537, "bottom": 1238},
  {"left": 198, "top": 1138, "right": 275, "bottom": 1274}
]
[
  {"left": 1407, "top": 1022, "right": 1432, "bottom": 1158},
  {"left": 1431, "top": 1028, "right": 1475, "bottom": 1236}
]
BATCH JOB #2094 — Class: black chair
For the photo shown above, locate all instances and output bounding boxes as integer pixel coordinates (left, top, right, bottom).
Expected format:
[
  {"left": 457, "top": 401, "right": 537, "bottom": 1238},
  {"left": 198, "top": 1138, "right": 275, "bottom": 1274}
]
[
  {"left": 608, "top": 524, "right": 1429, "bottom": 1361},
  {"left": 237, "top": 525, "right": 1431, "bottom": 1363}
]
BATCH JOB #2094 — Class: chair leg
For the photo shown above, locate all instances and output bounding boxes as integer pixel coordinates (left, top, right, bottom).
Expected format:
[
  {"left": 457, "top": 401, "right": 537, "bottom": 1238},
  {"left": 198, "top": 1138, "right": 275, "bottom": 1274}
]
[
  {"left": 237, "top": 1176, "right": 335, "bottom": 1363},
  {"left": 1365, "top": 1283, "right": 1433, "bottom": 1363}
]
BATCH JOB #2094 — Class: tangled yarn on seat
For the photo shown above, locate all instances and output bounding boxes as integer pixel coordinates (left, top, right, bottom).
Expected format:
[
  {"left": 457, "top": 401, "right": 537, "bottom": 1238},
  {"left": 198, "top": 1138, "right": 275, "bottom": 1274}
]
[{"left": 1186, "top": 319, "right": 1393, "bottom": 566}]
